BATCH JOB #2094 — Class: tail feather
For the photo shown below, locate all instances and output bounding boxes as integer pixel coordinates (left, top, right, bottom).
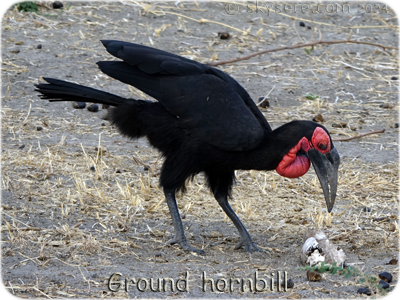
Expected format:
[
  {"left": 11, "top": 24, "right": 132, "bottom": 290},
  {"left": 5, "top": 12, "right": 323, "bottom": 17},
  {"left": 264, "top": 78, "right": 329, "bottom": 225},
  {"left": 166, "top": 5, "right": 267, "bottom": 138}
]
[{"left": 35, "top": 77, "right": 126, "bottom": 106}]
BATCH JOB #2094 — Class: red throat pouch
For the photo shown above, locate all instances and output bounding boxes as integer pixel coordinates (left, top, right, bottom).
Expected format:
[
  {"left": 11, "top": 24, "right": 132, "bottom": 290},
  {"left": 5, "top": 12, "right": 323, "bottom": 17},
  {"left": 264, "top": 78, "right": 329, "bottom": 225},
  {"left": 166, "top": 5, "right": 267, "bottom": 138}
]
[{"left": 276, "top": 137, "right": 311, "bottom": 178}]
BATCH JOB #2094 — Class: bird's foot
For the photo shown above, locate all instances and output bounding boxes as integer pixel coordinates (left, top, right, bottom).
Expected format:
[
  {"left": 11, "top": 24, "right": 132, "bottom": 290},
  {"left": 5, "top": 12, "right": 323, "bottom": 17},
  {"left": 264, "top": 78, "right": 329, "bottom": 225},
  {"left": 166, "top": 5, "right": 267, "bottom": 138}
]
[
  {"left": 235, "top": 238, "right": 265, "bottom": 253},
  {"left": 167, "top": 237, "right": 205, "bottom": 255}
]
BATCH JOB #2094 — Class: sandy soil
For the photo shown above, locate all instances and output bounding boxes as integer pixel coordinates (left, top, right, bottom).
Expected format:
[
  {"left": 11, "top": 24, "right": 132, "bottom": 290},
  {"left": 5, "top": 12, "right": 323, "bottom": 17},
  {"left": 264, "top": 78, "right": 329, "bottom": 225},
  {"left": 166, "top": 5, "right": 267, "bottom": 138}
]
[{"left": 1, "top": 1, "right": 399, "bottom": 298}]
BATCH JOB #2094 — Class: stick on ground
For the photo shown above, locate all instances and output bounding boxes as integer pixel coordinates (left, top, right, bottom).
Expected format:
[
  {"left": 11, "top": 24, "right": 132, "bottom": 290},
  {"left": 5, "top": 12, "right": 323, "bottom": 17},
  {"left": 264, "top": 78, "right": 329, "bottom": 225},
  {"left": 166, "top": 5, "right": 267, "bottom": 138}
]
[
  {"left": 207, "top": 40, "right": 398, "bottom": 66},
  {"left": 332, "top": 129, "right": 385, "bottom": 142}
]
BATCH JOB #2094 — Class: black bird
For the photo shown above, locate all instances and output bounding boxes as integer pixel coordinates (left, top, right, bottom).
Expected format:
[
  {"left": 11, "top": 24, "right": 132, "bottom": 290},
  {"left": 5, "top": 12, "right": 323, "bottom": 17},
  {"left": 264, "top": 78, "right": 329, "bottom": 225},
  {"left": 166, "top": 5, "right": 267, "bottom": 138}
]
[{"left": 35, "top": 40, "right": 340, "bottom": 254}]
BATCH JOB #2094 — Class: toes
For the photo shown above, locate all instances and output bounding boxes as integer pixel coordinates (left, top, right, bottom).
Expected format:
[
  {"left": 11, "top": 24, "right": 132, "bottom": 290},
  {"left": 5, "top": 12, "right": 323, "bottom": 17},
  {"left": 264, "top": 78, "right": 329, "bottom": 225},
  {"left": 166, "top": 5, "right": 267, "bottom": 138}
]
[
  {"left": 235, "top": 239, "right": 265, "bottom": 253},
  {"left": 166, "top": 237, "right": 205, "bottom": 255}
]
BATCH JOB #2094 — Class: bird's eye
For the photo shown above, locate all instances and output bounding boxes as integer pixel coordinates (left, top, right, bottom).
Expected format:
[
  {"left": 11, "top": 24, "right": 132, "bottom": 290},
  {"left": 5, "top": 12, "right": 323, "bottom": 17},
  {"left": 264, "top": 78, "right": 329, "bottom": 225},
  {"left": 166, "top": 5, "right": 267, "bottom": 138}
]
[{"left": 319, "top": 143, "right": 327, "bottom": 150}]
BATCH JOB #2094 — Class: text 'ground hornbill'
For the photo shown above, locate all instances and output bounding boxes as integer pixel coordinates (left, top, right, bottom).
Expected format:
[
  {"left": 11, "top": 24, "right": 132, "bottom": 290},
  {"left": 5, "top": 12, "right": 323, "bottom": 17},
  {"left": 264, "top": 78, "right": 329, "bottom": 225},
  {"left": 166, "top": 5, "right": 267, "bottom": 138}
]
[{"left": 35, "top": 40, "right": 340, "bottom": 254}]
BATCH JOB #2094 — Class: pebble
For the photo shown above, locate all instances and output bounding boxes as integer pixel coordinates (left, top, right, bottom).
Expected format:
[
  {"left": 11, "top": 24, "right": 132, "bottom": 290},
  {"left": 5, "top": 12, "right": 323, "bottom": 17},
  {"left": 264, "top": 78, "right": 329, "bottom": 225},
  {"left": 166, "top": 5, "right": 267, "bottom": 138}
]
[
  {"left": 332, "top": 122, "right": 348, "bottom": 128},
  {"left": 299, "top": 21, "right": 305, "bottom": 27},
  {"left": 378, "top": 272, "right": 392, "bottom": 283},
  {"left": 87, "top": 103, "right": 99, "bottom": 112},
  {"left": 52, "top": 1, "right": 64, "bottom": 9},
  {"left": 90, "top": 166, "right": 96, "bottom": 172},
  {"left": 357, "top": 288, "right": 373, "bottom": 296},
  {"left": 313, "top": 113, "right": 325, "bottom": 123},
  {"left": 306, "top": 270, "right": 321, "bottom": 282},
  {"left": 378, "top": 280, "right": 390, "bottom": 289},
  {"left": 37, "top": 44, "right": 42, "bottom": 49},
  {"left": 258, "top": 96, "right": 270, "bottom": 108},
  {"left": 218, "top": 32, "right": 230, "bottom": 40},
  {"left": 284, "top": 278, "right": 294, "bottom": 289},
  {"left": 37, "top": 126, "right": 43, "bottom": 131},
  {"left": 72, "top": 102, "right": 86, "bottom": 109},
  {"left": 391, "top": 76, "right": 398, "bottom": 80},
  {"left": 387, "top": 258, "right": 398, "bottom": 265},
  {"left": 380, "top": 103, "right": 393, "bottom": 109},
  {"left": 307, "top": 26, "right": 312, "bottom": 30},
  {"left": 362, "top": 206, "right": 371, "bottom": 212}
]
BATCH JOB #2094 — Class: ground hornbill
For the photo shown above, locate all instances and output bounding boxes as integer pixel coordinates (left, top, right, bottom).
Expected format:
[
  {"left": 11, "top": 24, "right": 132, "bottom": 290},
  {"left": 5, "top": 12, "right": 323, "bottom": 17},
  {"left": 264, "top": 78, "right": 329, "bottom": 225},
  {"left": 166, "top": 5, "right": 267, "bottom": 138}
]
[{"left": 35, "top": 40, "right": 340, "bottom": 254}]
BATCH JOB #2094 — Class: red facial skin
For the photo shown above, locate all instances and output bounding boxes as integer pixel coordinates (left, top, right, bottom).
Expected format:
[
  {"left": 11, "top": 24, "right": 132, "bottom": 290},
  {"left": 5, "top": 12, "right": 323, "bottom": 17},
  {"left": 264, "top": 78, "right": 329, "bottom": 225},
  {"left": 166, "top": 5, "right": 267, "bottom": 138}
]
[{"left": 276, "top": 127, "right": 331, "bottom": 178}]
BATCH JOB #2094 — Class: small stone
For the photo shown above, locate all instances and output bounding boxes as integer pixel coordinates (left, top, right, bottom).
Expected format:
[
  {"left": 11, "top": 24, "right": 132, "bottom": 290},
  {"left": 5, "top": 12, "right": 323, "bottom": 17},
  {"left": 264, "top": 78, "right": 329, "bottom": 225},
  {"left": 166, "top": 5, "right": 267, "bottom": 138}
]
[
  {"left": 395, "top": 123, "right": 399, "bottom": 128},
  {"left": 19, "top": 144, "right": 25, "bottom": 149},
  {"left": 332, "top": 122, "right": 348, "bottom": 128},
  {"left": 115, "top": 170, "right": 122, "bottom": 174},
  {"left": 90, "top": 166, "right": 96, "bottom": 172},
  {"left": 299, "top": 21, "right": 306, "bottom": 27},
  {"left": 378, "top": 272, "right": 392, "bottom": 283},
  {"left": 391, "top": 76, "right": 398, "bottom": 80},
  {"left": 307, "top": 26, "right": 312, "bottom": 30},
  {"left": 362, "top": 206, "right": 371, "bottom": 212},
  {"left": 378, "top": 280, "right": 390, "bottom": 289},
  {"left": 87, "top": 103, "right": 99, "bottom": 112},
  {"left": 36, "top": 44, "right": 42, "bottom": 49},
  {"left": 287, "top": 293, "right": 301, "bottom": 299},
  {"left": 218, "top": 32, "right": 230, "bottom": 40},
  {"left": 101, "top": 122, "right": 106, "bottom": 126},
  {"left": 52, "top": 1, "right": 64, "bottom": 9},
  {"left": 357, "top": 288, "right": 373, "bottom": 296},
  {"left": 37, "top": 126, "right": 43, "bottom": 131},
  {"left": 380, "top": 103, "right": 393, "bottom": 109},
  {"left": 306, "top": 270, "right": 321, "bottom": 282},
  {"left": 258, "top": 96, "right": 270, "bottom": 108},
  {"left": 283, "top": 278, "right": 294, "bottom": 289},
  {"left": 72, "top": 102, "right": 86, "bottom": 109},
  {"left": 387, "top": 258, "right": 398, "bottom": 265},
  {"left": 313, "top": 114, "right": 325, "bottom": 123}
]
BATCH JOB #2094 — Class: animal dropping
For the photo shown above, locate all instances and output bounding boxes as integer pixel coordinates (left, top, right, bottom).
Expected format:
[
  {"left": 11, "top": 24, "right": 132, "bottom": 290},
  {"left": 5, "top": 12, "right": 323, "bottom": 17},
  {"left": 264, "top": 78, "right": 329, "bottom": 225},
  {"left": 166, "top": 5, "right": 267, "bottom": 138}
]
[{"left": 35, "top": 40, "right": 340, "bottom": 254}]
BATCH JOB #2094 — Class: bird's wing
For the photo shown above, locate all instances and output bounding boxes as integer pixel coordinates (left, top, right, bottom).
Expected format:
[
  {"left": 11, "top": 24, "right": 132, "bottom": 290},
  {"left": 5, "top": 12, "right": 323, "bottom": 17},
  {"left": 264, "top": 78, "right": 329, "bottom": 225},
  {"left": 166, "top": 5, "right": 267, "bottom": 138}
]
[{"left": 97, "top": 40, "right": 267, "bottom": 151}]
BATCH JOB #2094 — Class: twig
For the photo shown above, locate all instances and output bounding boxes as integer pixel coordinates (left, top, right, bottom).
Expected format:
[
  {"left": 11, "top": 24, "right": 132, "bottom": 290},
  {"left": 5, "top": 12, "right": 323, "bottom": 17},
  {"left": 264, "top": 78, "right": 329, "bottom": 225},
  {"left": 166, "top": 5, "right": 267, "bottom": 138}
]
[
  {"left": 332, "top": 129, "right": 385, "bottom": 142},
  {"left": 1, "top": 226, "right": 42, "bottom": 231},
  {"left": 207, "top": 40, "right": 398, "bottom": 66},
  {"left": 21, "top": 103, "right": 31, "bottom": 125}
]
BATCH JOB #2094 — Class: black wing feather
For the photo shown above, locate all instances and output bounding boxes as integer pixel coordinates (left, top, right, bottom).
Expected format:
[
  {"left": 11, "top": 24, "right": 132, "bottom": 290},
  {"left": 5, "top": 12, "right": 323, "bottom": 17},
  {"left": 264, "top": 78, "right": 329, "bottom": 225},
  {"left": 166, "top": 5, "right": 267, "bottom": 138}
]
[{"left": 98, "top": 40, "right": 270, "bottom": 151}]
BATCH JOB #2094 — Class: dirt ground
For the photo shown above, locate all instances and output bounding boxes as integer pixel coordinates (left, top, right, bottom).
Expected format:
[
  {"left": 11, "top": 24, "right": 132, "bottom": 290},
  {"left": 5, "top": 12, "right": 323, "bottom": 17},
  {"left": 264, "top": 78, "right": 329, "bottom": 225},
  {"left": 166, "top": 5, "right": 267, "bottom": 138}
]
[{"left": 1, "top": 1, "right": 399, "bottom": 298}]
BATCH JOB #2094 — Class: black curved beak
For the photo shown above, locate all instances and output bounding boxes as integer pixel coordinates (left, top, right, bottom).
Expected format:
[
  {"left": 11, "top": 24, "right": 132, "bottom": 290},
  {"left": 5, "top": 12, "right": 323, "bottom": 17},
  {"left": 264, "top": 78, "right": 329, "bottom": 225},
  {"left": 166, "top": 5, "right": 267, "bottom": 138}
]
[{"left": 307, "top": 147, "right": 340, "bottom": 212}]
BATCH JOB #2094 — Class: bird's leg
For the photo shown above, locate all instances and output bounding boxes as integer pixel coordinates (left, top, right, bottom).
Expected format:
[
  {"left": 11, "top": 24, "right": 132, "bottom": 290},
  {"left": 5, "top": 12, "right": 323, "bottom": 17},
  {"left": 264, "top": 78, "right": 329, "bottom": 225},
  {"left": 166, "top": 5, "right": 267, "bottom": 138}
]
[
  {"left": 164, "top": 189, "right": 205, "bottom": 255},
  {"left": 215, "top": 194, "right": 264, "bottom": 253}
]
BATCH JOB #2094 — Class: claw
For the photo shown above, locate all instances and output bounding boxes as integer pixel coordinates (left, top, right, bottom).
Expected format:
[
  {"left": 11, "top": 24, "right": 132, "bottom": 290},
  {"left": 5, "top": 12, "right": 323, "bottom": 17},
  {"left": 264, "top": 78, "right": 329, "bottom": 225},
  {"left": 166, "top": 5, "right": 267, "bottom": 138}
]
[
  {"left": 235, "top": 238, "right": 265, "bottom": 253},
  {"left": 167, "top": 237, "right": 205, "bottom": 255}
]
